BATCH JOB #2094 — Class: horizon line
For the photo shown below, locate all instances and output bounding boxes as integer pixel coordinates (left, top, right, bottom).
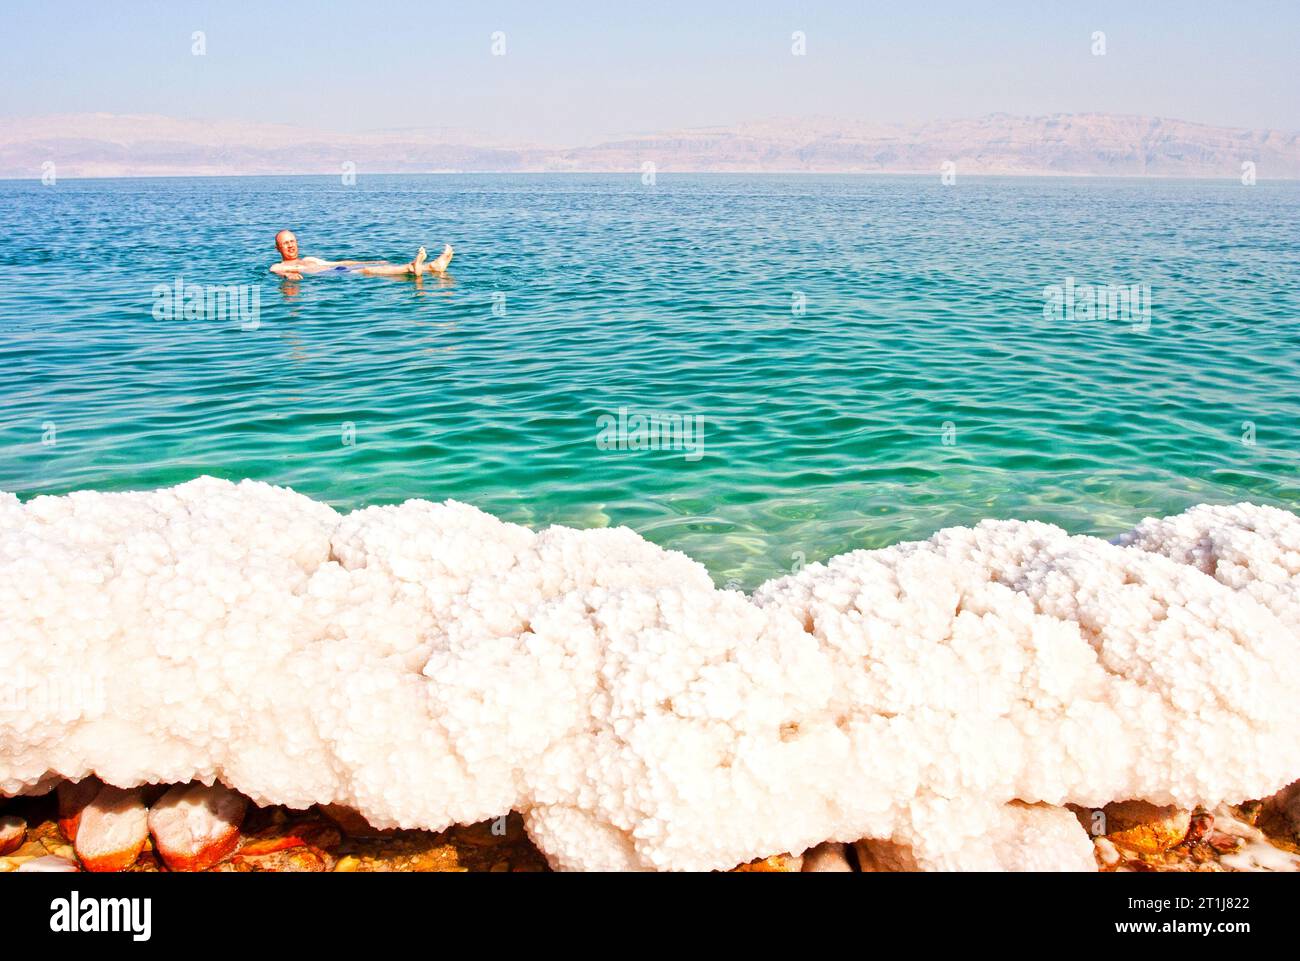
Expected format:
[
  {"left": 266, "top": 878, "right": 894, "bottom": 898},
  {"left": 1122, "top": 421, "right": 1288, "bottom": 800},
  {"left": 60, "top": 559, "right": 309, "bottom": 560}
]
[
  {"left": 4, "top": 170, "right": 1296, "bottom": 183},
  {"left": 6, "top": 108, "right": 1300, "bottom": 138}
]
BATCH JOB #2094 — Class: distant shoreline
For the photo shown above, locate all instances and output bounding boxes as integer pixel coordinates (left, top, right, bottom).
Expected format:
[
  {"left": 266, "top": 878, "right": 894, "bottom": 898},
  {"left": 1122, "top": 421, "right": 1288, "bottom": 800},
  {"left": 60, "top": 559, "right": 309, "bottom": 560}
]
[{"left": 6, "top": 112, "right": 1298, "bottom": 182}]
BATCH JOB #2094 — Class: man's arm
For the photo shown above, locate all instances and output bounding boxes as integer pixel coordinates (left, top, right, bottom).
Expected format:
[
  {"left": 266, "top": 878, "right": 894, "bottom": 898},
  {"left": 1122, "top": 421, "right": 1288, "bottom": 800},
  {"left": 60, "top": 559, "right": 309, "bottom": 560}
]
[{"left": 270, "top": 262, "right": 303, "bottom": 280}]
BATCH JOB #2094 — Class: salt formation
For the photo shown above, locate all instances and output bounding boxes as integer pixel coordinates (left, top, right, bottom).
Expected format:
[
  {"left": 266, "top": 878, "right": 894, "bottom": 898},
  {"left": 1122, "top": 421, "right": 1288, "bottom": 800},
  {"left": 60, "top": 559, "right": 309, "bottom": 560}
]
[
  {"left": 148, "top": 783, "right": 247, "bottom": 871},
  {"left": 1, "top": 478, "right": 1297, "bottom": 871},
  {"left": 1115, "top": 502, "right": 1300, "bottom": 624},
  {"left": 72, "top": 786, "right": 148, "bottom": 872}
]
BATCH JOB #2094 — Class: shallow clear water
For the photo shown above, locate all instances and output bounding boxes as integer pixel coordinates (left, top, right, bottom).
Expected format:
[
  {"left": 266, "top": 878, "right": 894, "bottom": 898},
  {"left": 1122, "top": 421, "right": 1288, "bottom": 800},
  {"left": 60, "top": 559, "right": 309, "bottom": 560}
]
[{"left": 1, "top": 174, "right": 1297, "bottom": 587}]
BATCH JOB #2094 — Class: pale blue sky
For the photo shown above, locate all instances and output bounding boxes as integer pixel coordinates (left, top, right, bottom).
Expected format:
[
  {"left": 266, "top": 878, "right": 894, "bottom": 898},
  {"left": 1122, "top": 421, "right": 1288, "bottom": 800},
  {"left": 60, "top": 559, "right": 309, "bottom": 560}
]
[{"left": 2, "top": 0, "right": 1296, "bottom": 144}]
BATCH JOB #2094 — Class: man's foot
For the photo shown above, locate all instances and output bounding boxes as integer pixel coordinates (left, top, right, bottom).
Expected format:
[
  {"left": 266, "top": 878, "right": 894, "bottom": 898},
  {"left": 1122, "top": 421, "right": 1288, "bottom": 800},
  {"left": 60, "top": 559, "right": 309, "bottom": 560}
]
[
  {"left": 409, "top": 246, "right": 428, "bottom": 275},
  {"left": 429, "top": 244, "right": 454, "bottom": 273}
]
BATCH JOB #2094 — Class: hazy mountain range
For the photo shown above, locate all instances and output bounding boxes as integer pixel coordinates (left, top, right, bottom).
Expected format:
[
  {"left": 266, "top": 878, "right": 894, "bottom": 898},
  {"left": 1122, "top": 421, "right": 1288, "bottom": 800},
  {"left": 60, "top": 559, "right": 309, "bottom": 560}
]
[{"left": 3, "top": 112, "right": 1298, "bottom": 179}]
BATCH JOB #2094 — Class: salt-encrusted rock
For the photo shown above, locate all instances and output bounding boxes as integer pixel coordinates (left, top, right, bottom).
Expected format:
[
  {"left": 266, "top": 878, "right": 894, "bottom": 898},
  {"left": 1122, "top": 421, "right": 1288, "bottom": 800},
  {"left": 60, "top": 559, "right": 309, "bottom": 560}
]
[
  {"left": 856, "top": 804, "right": 1096, "bottom": 871},
  {"left": 1116, "top": 502, "right": 1300, "bottom": 624},
  {"left": 1093, "top": 837, "right": 1121, "bottom": 867},
  {"left": 57, "top": 778, "right": 100, "bottom": 841},
  {"left": 1212, "top": 805, "right": 1300, "bottom": 872},
  {"left": 1095, "top": 801, "right": 1191, "bottom": 854},
  {"left": 800, "top": 841, "right": 853, "bottom": 872},
  {"left": 16, "top": 854, "right": 79, "bottom": 872},
  {"left": 1, "top": 478, "right": 1297, "bottom": 872},
  {"left": 0, "top": 815, "right": 25, "bottom": 855},
  {"left": 74, "top": 785, "right": 148, "bottom": 872},
  {"left": 148, "top": 783, "right": 247, "bottom": 872}
]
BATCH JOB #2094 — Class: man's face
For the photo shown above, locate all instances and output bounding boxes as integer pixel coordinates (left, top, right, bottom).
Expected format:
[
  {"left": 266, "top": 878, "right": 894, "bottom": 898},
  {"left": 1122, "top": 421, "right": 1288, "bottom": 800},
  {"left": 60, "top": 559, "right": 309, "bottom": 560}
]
[{"left": 275, "top": 230, "right": 299, "bottom": 260}]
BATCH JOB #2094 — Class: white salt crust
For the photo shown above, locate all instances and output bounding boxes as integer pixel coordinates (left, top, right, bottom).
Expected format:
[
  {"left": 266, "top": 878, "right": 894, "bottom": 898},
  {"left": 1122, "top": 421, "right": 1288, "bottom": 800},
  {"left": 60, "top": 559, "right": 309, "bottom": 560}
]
[{"left": 1, "top": 479, "right": 1297, "bottom": 871}]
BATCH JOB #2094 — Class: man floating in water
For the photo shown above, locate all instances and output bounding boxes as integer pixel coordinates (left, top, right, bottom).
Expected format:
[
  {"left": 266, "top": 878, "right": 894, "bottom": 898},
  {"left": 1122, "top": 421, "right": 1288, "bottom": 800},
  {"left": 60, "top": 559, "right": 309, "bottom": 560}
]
[{"left": 270, "top": 229, "right": 453, "bottom": 280}]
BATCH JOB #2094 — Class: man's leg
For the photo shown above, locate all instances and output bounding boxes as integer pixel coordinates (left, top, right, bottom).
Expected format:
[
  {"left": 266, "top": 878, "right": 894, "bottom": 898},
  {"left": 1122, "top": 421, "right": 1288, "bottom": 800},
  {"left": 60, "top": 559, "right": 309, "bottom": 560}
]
[
  {"left": 428, "top": 244, "right": 454, "bottom": 273},
  {"left": 359, "top": 247, "right": 427, "bottom": 277}
]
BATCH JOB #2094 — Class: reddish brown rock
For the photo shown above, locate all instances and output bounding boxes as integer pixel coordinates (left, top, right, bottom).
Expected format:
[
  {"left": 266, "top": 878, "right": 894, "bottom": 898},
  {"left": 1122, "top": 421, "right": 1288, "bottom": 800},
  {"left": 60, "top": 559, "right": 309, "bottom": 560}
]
[
  {"left": 854, "top": 838, "right": 920, "bottom": 872},
  {"left": 56, "top": 778, "right": 101, "bottom": 841},
  {"left": 1098, "top": 800, "right": 1192, "bottom": 854},
  {"left": 732, "top": 853, "right": 802, "bottom": 872},
  {"left": 239, "top": 819, "right": 340, "bottom": 857},
  {"left": 230, "top": 845, "right": 330, "bottom": 872},
  {"left": 300, "top": 822, "right": 343, "bottom": 851},
  {"left": 148, "top": 783, "right": 247, "bottom": 872},
  {"left": 74, "top": 785, "right": 148, "bottom": 872},
  {"left": 1210, "top": 834, "right": 1241, "bottom": 854},
  {"left": 1183, "top": 809, "right": 1214, "bottom": 845},
  {"left": 0, "top": 816, "right": 25, "bottom": 856},
  {"left": 1260, "top": 780, "right": 1300, "bottom": 841},
  {"left": 318, "top": 804, "right": 383, "bottom": 836}
]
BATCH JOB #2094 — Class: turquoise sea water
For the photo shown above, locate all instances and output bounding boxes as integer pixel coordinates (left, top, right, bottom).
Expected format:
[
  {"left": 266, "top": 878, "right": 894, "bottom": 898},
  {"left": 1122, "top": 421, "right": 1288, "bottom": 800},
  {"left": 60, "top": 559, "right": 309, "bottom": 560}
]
[{"left": 1, "top": 174, "right": 1297, "bottom": 587}]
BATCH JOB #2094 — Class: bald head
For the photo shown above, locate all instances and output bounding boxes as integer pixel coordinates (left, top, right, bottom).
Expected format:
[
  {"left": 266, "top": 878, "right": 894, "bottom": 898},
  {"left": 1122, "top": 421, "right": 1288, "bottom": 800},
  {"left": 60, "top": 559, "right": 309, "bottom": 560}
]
[{"left": 274, "top": 230, "right": 299, "bottom": 261}]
